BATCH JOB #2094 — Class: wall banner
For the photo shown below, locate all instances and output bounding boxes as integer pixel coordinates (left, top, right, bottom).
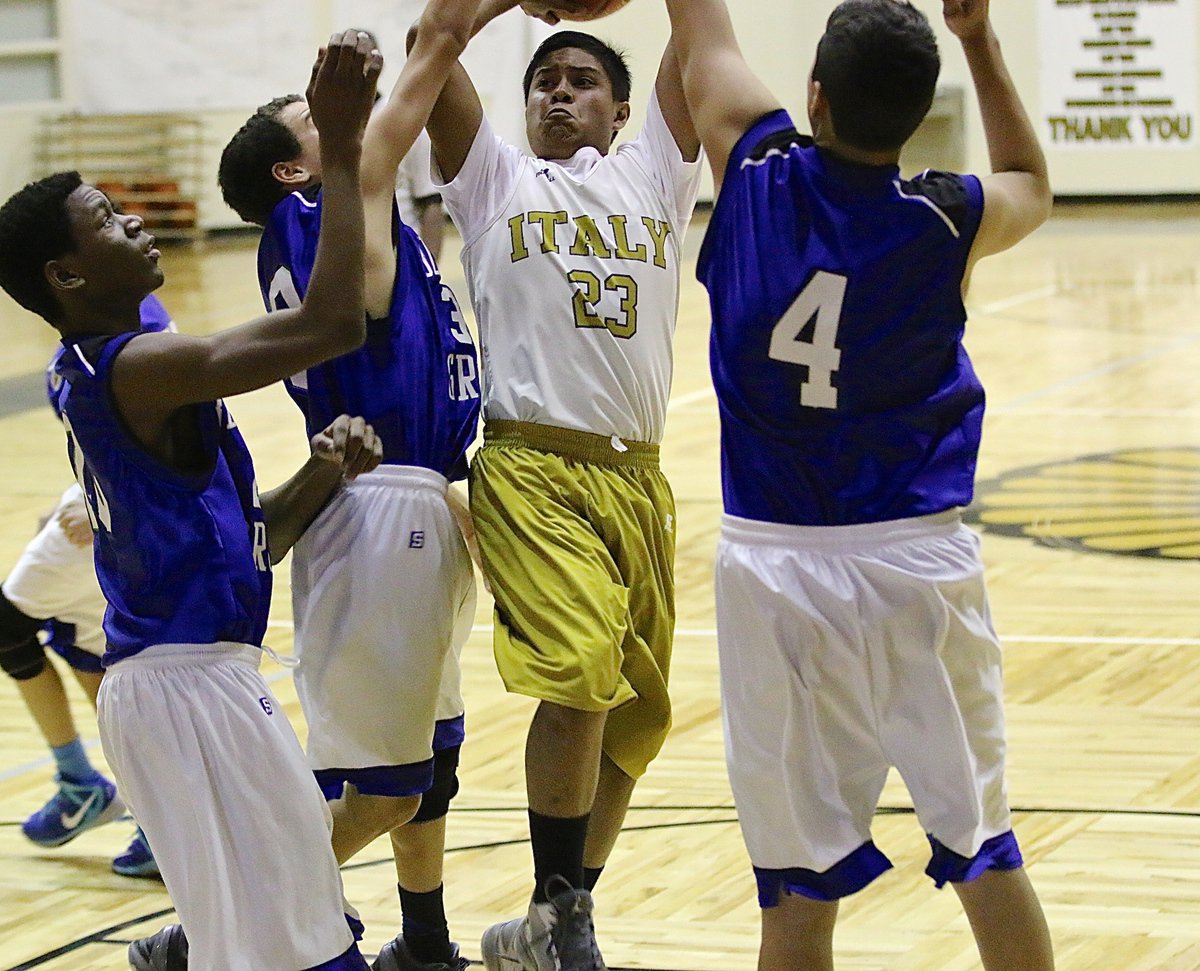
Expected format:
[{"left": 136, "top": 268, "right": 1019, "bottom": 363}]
[{"left": 1040, "top": 0, "right": 1196, "bottom": 150}]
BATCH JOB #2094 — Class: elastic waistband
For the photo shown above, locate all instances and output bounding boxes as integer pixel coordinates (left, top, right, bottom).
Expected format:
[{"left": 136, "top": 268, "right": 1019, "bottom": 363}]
[
  {"left": 721, "top": 509, "right": 964, "bottom": 553},
  {"left": 483, "top": 421, "right": 659, "bottom": 469},
  {"left": 350, "top": 465, "right": 448, "bottom": 493},
  {"left": 107, "top": 641, "right": 261, "bottom": 672}
]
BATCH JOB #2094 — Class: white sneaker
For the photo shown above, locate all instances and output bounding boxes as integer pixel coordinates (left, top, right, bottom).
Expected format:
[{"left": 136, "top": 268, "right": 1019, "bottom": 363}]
[{"left": 480, "top": 876, "right": 605, "bottom": 971}]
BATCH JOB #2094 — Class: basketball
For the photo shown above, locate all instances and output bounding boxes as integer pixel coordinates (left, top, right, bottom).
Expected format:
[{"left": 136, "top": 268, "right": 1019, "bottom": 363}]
[{"left": 557, "top": 0, "right": 633, "bottom": 21}]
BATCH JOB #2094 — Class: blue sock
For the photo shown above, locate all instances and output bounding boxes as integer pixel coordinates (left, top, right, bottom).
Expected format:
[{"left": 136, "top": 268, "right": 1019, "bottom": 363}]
[{"left": 51, "top": 738, "right": 100, "bottom": 784}]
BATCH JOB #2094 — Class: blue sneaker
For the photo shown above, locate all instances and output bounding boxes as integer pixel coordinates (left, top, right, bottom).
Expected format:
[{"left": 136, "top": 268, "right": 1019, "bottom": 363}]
[
  {"left": 112, "top": 826, "right": 161, "bottom": 878},
  {"left": 21, "top": 773, "right": 125, "bottom": 847}
]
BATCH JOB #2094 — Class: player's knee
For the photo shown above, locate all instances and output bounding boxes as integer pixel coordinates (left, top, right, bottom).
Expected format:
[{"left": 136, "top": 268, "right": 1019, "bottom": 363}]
[
  {"left": 412, "top": 745, "right": 461, "bottom": 823},
  {"left": 0, "top": 590, "right": 48, "bottom": 681}
]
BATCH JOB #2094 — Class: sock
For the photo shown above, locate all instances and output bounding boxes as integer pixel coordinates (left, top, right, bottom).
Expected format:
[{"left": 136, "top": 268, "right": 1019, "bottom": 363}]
[
  {"left": 399, "top": 884, "right": 452, "bottom": 963},
  {"left": 529, "top": 809, "right": 589, "bottom": 903},
  {"left": 583, "top": 865, "right": 604, "bottom": 892},
  {"left": 51, "top": 738, "right": 99, "bottom": 784}
]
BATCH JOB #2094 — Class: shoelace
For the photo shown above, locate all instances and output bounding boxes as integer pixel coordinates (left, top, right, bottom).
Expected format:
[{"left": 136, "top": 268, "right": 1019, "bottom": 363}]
[{"left": 549, "top": 891, "right": 604, "bottom": 971}]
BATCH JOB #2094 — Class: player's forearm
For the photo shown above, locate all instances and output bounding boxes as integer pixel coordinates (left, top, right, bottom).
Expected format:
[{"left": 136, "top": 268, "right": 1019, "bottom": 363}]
[
  {"left": 663, "top": 0, "right": 707, "bottom": 75},
  {"left": 408, "top": 0, "right": 513, "bottom": 53},
  {"left": 297, "top": 162, "right": 368, "bottom": 355},
  {"left": 473, "top": 0, "right": 519, "bottom": 36},
  {"left": 260, "top": 456, "right": 343, "bottom": 565},
  {"left": 962, "top": 26, "right": 1048, "bottom": 189}
]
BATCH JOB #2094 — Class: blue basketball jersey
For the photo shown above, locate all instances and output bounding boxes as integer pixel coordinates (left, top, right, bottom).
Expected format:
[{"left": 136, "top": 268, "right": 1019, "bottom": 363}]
[
  {"left": 46, "top": 294, "right": 173, "bottom": 420},
  {"left": 54, "top": 332, "right": 272, "bottom": 665},
  {"left": 257, "top": 189, "right": 480, "bottom": 480},
  {"left": 697, "top": 110, "right": 986, "bottom": 526}
]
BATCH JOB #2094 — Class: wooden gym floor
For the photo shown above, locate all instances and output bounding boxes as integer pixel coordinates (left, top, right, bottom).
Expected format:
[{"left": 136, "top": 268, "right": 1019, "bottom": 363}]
[{"left": 0, "top": 202, "right": 1198, "bottom": 970}]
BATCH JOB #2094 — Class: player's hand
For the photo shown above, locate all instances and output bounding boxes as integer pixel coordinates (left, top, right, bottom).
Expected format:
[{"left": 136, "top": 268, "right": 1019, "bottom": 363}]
[
  {"left": 943, "top": 0, "right": 990, "bottom": 42},
  {"left": 56, "top": 499, "right": 94, "bottom": 547},
  {"left": 519, "top": 1, "right": 590, "bottom": 25},
  {"left": 306, "top": 30, "right": 384, "bottom": 150},
  {"left": 311, "top": 414, "right": 383, "bottom": 480}
]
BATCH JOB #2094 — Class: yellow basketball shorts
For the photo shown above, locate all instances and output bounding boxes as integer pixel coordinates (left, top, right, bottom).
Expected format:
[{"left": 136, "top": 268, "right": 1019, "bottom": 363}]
[{"left": 469, "top": 420, "right": 676, "bottom": 779}]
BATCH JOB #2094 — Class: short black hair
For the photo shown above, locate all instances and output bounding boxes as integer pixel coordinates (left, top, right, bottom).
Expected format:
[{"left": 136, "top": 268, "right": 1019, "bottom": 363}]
[
  {"left": 813, "top": 0, "right": 940, "bottom": 152},
  {"left": 218, "top": 94, "right": 303, "bottom": 226},
  {"left": 523, "top": 30, "right": 632, "bottom": 104},
  {"left": 0, "top": 170, "right": 83, "bottom": 325}
]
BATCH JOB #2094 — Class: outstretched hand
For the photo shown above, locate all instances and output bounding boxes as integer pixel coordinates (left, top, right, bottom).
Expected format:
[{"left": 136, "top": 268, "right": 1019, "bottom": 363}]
[
  {"left": 311, "top": 414, "right": 383, "bottom": 480},
  {"left": 518, "top": 1, "right": 591, "bottom": 25},
  {"left": 306, "top": 30, "right": 384, "bottom": 149},
  {"left": 943, "top": 0, "right": 991, "bottom": 41}
]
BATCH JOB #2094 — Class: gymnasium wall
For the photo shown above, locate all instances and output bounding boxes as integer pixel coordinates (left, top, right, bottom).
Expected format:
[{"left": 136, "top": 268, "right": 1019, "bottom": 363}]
[{"left": 0, "top": 0, "right": 1196, "bottom": 231}]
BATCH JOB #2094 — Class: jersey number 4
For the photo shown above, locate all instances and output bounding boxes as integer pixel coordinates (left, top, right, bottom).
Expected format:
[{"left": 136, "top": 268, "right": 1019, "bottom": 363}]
[{"left": 768, "top": 270, "right": 846, "bottom": 410}]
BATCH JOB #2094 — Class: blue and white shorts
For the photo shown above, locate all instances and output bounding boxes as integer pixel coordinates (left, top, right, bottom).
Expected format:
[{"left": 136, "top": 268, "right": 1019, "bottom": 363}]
[
  {"left": 3, "top": 484, "right": 106, "bottom": 663},
  {"left": 715, "top": 510, "right": 1022, "bottom": 906},
  {"left": 290, "top": 466, "right": 475, "bottom": 800}
]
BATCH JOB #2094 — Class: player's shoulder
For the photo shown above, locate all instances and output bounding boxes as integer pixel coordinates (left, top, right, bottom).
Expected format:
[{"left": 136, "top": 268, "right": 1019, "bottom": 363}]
[
  {"left": 731, "top": 110, "right": 812, "bottom": 171},
  {"left": 894, "top": 169, "right": 982, "bottom": 238},
  {"left": 266, "top": 186, "right": 322, "bottom": 235}
]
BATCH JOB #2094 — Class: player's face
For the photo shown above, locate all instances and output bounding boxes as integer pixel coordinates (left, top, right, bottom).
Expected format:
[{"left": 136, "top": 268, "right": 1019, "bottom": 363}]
[
  {"left": 525, "top": 48, "right": 630, "bottom": 160},
  {"left": 278, "top": 99, "right": 322, "bottom": 183},
  {"left": 60, "top": 185, "right": 164, "bottom": 305}
]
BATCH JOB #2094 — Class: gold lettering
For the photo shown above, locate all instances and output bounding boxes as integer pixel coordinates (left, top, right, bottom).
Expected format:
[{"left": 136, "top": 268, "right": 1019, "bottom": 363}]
[
  {"left": 641, "top": 217, "right": 672, "bottom": 269},
  {"left": 569, "top": 216, "right": 614, "bottom": 259},
  {"left": 529, "top": 210, "right": 569, "bottom": 254},
  {"left": 607, "top": 215, "right": 648, "bottom": 262},
  {"left": 508, "top": 214, "right": 529, "bottom": 263}
]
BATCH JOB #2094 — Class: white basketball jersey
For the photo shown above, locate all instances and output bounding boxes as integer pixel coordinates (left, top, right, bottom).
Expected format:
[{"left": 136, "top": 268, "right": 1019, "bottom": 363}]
[{"left": 438, "top": 91, "right": 702, "bottom": 444}]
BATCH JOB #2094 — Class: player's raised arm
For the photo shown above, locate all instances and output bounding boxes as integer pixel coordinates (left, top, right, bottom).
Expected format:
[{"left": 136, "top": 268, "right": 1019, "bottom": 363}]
[
  {"left": 423, "top": 0, "right": 588, "bottom": 181},
  {"left": 947, "top": 0, "right": 1051, "bottom": 266},
  {"left": 663, "top": 0, "right": 781, "bottom": 186},
  {"left": 654, "top": 38, "right": 701, "bottom": 163},
  {"left": 361, "top": 0, "right": 483, "bottom": 311},
  {"left": 111, "top": 32, "right": 382, "bottom": 445},
  {"left": 422, "top": 0, "right": 513, "bottom": 182}
]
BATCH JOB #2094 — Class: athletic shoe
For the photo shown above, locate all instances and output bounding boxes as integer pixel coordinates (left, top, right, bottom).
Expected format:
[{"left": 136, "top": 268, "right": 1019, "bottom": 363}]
[
  {"left": 372, "top": 935, "right": 469, "bottom": 971},
  {"left": 21, "top": 773, "right": 125, "bottom": 848},
  {"left": 128, "top": 924, "right": 189, "bottom": 971},
  {"left": 112, "top": 826, "right": 161, "bottom": 878},
  {"left": 480, "top": 876, "right": 606, "bottom": 971}
]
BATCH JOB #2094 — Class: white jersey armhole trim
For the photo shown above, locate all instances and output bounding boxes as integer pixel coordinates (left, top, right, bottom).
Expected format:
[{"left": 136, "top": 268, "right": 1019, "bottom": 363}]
[
  {"left": 892, "top": 179, "right": 961, "bottom": 239},
  {"left": 71, "top": 343, "right": 97, "bottom": 376}
]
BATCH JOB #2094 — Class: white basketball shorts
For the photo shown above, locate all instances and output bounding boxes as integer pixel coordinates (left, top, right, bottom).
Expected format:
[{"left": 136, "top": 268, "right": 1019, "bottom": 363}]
[
  {"left": 290, "top": 466, "right": 475, "bottom": 798},
  {"left": 716, "top": 510, "right": 1015, "bottom": 900},
  {"left": 97, "top": 642, "right": 357, "bottom": 971},
  {"left": 3, "top": 484, "right": 106, "bottom": 659}
]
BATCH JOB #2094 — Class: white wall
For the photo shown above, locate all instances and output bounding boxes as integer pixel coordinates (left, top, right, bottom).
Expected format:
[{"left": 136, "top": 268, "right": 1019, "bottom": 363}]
[
  {"left": 598, "top": 0, "right": 1200, "bottom": 197},
  {"left": 2, "top": 0, "right": 1198, "bottom": 223}
]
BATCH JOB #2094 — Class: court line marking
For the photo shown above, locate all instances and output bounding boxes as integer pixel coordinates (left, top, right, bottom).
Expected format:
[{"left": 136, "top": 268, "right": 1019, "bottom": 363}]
[
  {"left": 8, "top": 628, "right": 1193, "bottom": 785},
  {"left": 997, "top": 332, "right": 1200, "bottom": 410},
  {"left": 11, "top": 805, "right": 1199, "bottom": 971},
  {"left": 971, "top": 283, "right": 1060, "bottom": 316},
  {"left": 266, "top": 620, "right": 1200, "bottom": 648}
]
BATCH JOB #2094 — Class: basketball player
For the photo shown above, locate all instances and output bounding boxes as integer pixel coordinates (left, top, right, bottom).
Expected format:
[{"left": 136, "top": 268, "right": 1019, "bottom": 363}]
[
  {"left": 217, "top": 3, "right": 485, "bottom": 969},
  {"left": 1, "top": 295, "right": 169, "bottom": 879},
  {"left": 663, "top": 0, "right": 1055, "bottom": 968},
  {"left": 423, "top": 2, "right": 702, "bottom": 966},
  {"left": 0, "top": 31, "right": 386, "bottom": 971}
]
